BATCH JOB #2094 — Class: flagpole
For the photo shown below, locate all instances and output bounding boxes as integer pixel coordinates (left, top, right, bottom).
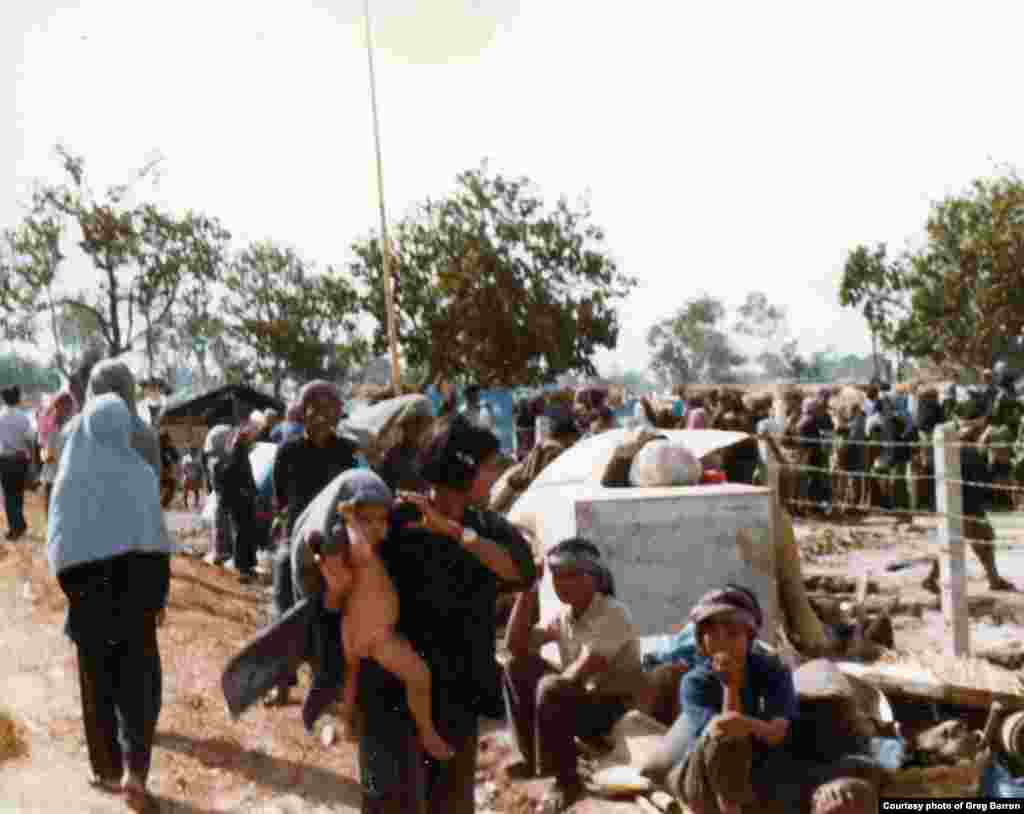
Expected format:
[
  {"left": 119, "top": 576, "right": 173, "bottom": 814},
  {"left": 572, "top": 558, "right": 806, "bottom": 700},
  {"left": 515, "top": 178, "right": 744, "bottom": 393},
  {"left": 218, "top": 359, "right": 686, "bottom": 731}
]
[{"left": 363, "top": 0, "right": 402, "bottom": 393}]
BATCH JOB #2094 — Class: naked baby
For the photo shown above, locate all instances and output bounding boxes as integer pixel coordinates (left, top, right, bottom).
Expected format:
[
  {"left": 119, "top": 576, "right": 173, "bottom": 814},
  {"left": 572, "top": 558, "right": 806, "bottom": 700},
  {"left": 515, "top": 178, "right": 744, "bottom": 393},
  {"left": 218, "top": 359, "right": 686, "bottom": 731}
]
[{"left": 311, "top": 470, "right": 453, "bottom": 761}]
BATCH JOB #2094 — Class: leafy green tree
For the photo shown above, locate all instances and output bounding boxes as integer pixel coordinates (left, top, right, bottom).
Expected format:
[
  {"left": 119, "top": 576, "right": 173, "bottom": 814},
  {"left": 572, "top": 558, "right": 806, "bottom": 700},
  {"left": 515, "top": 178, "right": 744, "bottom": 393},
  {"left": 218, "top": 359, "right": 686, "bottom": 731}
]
[
  {"left": 223, "top": 242, "right": 367, "bottom": 396},
  {"left": 755, "top": 339, "right": 808, "bottom": 381},
  {"left": 838, "top": 243, "right": 907, "bottom": 379},
  {"left": 841, "top": 173, "right": 1024, "bottom": 372},
  {"left": 348, "top": 164, "right": 636, "bottom": 387},
  {"left": 734, "top": 291, "right": 787, "bottom": 341},
  {"left": 158, "top": 275, "right": 226, "bottom": 391},
  {"left": 647, "top": 295, "right": 746, "bottom": 386},
  {"left": 0, "top": 146, "right": 231, "bottom": 369}
]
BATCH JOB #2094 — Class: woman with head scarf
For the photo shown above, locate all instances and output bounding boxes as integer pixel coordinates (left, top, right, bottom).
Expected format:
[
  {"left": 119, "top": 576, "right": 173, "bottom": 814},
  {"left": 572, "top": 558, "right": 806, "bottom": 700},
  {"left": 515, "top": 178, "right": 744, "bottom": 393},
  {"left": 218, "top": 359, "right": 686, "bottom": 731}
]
[
  {"left": 206, "top": 417, "right": 263, "bottom": 583},
  {"left": 48, "top": 393, "right": 175, "bottom": 807},
  {"left": 503, "top": 536, "right": 641, "bottom": 812},
  {"left": 317, "top": 414, "right": 535, "bottom": 813},
  {"left": 202, "top": 424, "right": 236, "bottom": 565},
  {"left": 265, "top": 380, "right": 358, "bottom": 706}
]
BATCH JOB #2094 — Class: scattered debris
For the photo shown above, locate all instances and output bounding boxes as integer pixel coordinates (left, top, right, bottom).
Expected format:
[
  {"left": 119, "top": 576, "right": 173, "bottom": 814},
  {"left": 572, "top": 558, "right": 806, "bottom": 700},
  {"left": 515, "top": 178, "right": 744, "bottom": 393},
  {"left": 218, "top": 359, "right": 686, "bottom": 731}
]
[
  {"left": 910, "top": 720, "right": 983, "bottom": 766},
  {"left": 977, "top": 642, "right": 1024, "bottom": 671},
  {"left": 800, "top": 528, "right": 883, "bottom": 562}
]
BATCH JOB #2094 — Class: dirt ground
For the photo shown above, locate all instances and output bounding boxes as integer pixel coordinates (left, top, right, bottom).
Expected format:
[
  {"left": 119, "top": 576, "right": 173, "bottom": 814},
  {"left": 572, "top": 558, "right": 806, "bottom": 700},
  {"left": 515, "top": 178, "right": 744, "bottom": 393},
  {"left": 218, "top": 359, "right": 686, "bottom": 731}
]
[{"left": 2, "top": 492, "right": 1024, "bottom": 812}]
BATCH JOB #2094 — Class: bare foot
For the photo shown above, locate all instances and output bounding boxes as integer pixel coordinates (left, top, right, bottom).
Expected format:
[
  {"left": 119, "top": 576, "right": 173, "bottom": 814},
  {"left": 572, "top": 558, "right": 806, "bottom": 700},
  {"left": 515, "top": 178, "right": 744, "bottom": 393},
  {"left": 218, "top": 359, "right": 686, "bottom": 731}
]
[
  {"left": 122, "top": 773, "right": 150, "bottom": 812},
  {"left": 420, "top": 729, "right": 455, "bottom": 761}
]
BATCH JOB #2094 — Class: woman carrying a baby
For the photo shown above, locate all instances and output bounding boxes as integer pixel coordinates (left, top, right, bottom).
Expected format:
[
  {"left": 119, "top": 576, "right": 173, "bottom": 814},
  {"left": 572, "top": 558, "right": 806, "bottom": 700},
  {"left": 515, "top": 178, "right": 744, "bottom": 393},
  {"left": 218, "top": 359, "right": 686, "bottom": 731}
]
[{"left": 314, "top": 415, "right": 537, "bottom": 814}]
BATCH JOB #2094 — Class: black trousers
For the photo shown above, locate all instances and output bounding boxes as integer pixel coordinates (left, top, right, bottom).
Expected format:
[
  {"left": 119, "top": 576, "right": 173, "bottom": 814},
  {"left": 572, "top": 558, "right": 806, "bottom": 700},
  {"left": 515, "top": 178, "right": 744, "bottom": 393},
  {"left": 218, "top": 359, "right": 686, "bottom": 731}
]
[
  {"left": 359, "top": 726, "right": 478, "bottom": 814},
  {"left": 223, "top": 493, "right": 257, "bottom": 574},
  {"left": 75, "top": 618, "right": 162, "bottom": 784},
  {"left": 503, "top": 652, "right": 628, "bottom": 784},
  {"left": 0, "top": 457, "right": 28, "bottom": 534}
]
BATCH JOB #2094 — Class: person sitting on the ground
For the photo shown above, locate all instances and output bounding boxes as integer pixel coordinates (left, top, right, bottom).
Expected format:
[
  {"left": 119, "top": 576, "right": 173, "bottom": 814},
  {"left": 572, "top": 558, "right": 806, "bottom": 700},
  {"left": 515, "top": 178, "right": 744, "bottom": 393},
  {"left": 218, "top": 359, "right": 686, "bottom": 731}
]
[
  {"left": 636, "top": 584, "right": 766, "bottom": 728},
  {"left": 504, "top": 537, "right": 643, "bottom": 813},
  {"left": 310, "top": 470, "right": 454, "bottom": 760},
  {"left": 640, "top": 586, "right": 879, "bottom": 814}
]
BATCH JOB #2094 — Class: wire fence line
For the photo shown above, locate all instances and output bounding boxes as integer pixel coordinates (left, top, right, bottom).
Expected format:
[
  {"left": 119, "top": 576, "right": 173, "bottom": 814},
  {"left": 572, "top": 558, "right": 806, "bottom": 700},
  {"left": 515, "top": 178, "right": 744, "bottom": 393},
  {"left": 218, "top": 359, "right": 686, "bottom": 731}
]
[{"left": 761, "top": 432, "right": 1017, "bottom": 451}]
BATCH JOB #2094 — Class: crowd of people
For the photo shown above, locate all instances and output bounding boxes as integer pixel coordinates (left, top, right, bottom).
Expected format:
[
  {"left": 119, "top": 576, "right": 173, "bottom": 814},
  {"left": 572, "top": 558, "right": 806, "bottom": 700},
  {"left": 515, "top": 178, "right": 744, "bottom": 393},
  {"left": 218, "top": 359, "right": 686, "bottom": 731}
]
[{"left": 2, "top": 367, "right": 1022, "bottom": 812}]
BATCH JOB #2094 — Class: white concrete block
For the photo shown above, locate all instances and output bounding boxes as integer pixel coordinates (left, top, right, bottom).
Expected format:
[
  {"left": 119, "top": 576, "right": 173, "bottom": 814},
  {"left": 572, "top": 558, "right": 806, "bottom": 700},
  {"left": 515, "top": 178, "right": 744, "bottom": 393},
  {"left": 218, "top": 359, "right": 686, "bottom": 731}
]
[{"left": 522, "top": 483, "right": 777, "bottom": 641}]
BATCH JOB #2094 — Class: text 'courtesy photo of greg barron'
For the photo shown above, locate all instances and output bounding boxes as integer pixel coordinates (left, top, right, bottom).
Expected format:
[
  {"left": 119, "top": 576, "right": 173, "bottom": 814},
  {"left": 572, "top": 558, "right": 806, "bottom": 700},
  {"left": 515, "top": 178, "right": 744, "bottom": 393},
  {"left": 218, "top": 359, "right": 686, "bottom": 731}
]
[{"left": 881, "top": 799, "right": 1024, "bottom": 811}]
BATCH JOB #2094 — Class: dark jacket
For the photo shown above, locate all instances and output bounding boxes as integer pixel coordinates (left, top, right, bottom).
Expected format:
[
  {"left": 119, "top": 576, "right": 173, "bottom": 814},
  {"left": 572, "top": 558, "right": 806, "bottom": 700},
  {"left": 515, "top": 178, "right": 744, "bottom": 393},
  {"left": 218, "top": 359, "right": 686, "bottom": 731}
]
[
  {"left": 358, "top": 506, "right": 535, "bottom": 795},
  {"left": 58, "top": 552, "right": 171, "bottom": 644}
]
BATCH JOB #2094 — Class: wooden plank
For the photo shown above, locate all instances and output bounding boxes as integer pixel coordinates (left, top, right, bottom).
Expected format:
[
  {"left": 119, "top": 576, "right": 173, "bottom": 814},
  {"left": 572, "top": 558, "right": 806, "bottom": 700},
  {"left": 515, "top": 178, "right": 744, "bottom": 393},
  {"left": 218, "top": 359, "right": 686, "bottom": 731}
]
[{"left": 837, "top": 656, "right": 1024, "bottom": 711}]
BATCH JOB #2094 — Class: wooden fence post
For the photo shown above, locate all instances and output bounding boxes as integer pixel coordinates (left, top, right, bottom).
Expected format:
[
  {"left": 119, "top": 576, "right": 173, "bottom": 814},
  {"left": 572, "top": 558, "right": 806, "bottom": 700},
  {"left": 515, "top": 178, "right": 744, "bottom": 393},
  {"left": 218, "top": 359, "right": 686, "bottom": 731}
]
[{"left": 933, "top": 422, "right": 969, "bottom": 656}]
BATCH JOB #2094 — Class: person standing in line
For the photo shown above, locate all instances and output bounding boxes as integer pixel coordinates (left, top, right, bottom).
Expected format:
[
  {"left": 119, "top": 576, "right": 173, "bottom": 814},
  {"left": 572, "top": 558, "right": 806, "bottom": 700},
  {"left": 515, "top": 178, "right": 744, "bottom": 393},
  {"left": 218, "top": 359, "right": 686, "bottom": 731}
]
[
  {"left": 461, "top": 384, "right": 495, "bottom": 431},
  {"left": 212, "top": 420, "right": 262, "bottom": 583},
  {"left": 266, "top": 380, "right": 358, "bottom": 706},
  {"left": 37, "top": 391, "right": 78, "bottom": 519},
  {"left": 48, "top": 393, "right": 175, "bottom": 809},
  {"left": 0, "top": 386, "right": 37, "bottom": 540}
]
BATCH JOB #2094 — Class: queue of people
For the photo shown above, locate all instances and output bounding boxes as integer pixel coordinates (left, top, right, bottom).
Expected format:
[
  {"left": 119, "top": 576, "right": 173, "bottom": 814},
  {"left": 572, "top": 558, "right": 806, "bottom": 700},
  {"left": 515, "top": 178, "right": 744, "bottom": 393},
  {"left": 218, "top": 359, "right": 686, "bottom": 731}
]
[{"left": 5, "top": 369, "right": 1021, "bottom": 813}]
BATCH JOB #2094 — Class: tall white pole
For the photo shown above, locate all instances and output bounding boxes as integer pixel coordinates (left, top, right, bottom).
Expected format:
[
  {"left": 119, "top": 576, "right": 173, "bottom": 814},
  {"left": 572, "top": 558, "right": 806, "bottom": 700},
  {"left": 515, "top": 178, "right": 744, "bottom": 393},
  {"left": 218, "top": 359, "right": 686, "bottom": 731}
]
[{"left": 363, "top": 0, "right": 402, "bottom": 392}]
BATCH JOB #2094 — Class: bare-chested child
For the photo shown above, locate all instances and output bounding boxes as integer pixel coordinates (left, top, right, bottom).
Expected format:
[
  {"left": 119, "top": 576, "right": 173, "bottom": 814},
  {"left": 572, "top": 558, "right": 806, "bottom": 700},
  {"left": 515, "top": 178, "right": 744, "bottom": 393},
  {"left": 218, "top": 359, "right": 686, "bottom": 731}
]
[{"left": 315, "top": 481, "right": 454, "bottom": 761}]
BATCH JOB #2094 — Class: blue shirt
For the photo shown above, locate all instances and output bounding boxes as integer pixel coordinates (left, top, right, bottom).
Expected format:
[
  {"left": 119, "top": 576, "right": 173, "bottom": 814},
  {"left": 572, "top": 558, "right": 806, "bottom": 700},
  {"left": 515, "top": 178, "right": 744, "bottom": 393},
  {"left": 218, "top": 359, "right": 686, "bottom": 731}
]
[
  {"left": 645, "top": 624, "right": 699, "bottom": 668},
  {"left": 676, "top": 648, "right": 799, "bottom": 762}
]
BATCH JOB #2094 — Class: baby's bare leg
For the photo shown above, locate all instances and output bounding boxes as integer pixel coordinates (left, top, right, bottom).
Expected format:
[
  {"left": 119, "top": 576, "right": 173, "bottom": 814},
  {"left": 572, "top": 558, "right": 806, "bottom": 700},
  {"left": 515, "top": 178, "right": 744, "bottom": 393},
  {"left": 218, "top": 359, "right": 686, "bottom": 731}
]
[{"left": 368, "top": 632, "right": 453, "bottom": 761}]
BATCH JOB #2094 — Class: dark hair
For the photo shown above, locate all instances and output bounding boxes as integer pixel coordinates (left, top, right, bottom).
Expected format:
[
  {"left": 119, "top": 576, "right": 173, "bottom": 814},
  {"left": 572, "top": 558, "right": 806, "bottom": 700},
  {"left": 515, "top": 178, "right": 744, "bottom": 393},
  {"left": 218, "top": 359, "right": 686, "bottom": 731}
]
[
  {"left": 548, "top": 537, "right": 615, "bottom": 596},
  {"left": 2, "top": 386, "right": 20, "bottom": 406},
  {"left": 545, "top": 406, "right": 578, "bottom": 439},
  {"left": 418, "top": 414, "right": 500, "bottom": 491},
  {"left": 549, "top": 536, "right": 602, "bottom": 560}
]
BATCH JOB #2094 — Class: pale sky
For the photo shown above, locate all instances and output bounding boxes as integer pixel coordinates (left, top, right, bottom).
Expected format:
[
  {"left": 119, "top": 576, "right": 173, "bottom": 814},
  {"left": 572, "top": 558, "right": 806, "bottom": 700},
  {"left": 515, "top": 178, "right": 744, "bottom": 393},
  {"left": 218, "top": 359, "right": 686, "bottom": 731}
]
[{"left": 7, "top": 1, "right": 1024, "bottom": 376}]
